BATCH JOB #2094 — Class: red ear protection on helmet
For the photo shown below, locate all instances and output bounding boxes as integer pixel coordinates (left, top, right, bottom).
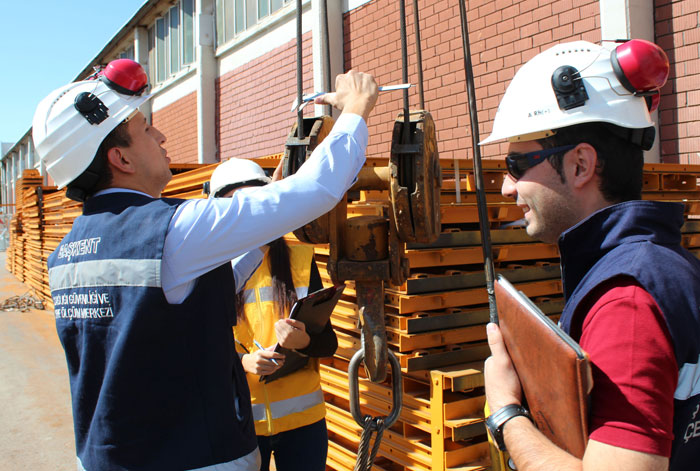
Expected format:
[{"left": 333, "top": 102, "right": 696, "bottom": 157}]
[
  {"left": 99, "top": 59, "right": 149, "bottom": 96},
  {"left": 610, "top": 39, "right": 669, "bottom": 111}
]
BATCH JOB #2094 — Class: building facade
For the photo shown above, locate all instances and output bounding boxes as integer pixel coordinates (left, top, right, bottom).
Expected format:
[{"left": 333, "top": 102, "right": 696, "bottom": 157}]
[{"left": 2, "top": 0, "right": 698, "bottom": 212}]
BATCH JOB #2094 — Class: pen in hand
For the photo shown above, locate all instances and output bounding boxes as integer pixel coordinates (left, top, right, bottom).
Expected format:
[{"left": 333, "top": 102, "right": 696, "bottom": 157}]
[{"left": 253, "top": 339, "right": 279, "bottom": 366}]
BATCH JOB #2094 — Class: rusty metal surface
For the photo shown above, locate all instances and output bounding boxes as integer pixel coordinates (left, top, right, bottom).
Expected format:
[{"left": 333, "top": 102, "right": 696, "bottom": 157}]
[
  {"left": 344, "top": 216, "right": 389, "bottom": 262},
  {"left": 283, "top": 116, "right": 336, "bottom": 244},
  {"left": 356, "top": 281, "right": 388, "bottom": 382},
  {"left": 389, "top": 110, "right": 442, "bottom": 244},
  {"left": 350, "top": 167, "right": 391, "bottom": 192}
]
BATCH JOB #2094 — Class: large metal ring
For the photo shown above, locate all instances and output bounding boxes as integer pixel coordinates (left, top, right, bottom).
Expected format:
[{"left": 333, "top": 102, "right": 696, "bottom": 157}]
[{"left": 348, "top": 348, "right": 403, "bottom": 429}]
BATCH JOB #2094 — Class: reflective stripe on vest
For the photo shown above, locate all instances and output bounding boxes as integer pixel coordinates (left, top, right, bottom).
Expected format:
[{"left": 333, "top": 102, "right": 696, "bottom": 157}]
[
  {"left": 676, "top": 356, "right": 700, "bottom": 400},
  {"left": 49, "top": 259, "right": 162, "bottom": 290},
  {"left": 242, "top": 286, "right": 309, "bottom": 305},
  {"left": 251, "top": 389, "right": 324, "bottom": 423}
]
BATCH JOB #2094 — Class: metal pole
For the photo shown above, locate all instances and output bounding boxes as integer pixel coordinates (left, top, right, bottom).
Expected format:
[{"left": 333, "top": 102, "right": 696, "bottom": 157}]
[
  {"left": 296, "top": 0, "right": 305, "bottom": 140},
  {"left": 319, "top": 0, "right": 332, "bottom": 116},
  {"left": 411, "top": 0, "right": 425, "bottom": 109},
  {"left": 458, "top": 0, "right": 498, "bottom": 323},
  {"left": 398, "top": 0, "right": 410, "bottom": 143}
]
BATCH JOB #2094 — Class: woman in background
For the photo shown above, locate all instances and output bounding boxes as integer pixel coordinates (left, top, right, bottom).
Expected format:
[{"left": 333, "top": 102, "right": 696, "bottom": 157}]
[{"left": 209, "top": 158, "right": 338, "bottom": 471}]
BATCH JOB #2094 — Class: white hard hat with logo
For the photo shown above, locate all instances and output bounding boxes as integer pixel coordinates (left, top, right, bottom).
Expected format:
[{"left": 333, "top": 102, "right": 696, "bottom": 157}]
[
  {"left": 208, "top": 158, "right": 272, "bottom": 198},
  {"left": 32, "top": 59, "right": 151, "bottom": 190},
  {"left": 480, "top": 39, "right": 669, "bottom": 149}
]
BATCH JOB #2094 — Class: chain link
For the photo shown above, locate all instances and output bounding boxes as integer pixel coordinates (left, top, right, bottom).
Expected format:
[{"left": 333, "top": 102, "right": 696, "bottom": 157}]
[{"left": 0, "top": 292, "right": 45, "bottom": 312}]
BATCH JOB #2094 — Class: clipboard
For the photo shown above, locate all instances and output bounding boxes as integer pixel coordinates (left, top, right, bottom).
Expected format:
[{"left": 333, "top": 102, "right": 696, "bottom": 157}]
[
  {"left": 260, "top": 284, "right": 345, "bottom": 383},
  {"left": 287, "top": 283, "right": 345, "bottom": 334},
  {"left": 494, "top": 274, "right": 592, "bottom": 459}
]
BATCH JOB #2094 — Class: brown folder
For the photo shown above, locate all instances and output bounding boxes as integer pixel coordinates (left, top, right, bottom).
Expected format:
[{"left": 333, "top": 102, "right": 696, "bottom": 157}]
[{"left": 494, "top": 274, "right": 592, "bottom": 459}]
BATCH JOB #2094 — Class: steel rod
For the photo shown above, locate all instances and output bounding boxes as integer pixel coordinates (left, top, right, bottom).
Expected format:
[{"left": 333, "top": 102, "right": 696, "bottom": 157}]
[
  {"left": 398, "top": 0, "right": 410, "bottom": 143},
  {"left": 458, "top": 0, "right": 498, "bottom": 323},
  {"left": 411, "top": 0, "right": 425, "bottom": 109},
  {"left": 319, "top": 0, "right": 332, "bottom": 116},
  {"left": 296, "top": 0, "right": 305, "bottom": 140}
]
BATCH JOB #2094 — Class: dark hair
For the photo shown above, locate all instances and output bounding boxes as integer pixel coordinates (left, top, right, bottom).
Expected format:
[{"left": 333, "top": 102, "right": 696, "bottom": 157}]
[
  {"left": 236, "top": 237, "right": 298, "bottom": 320},
  {"left": 66, "top": 122, "right": 130, "bottom": 201},
  {"left": 537, "top": 122, "right": 643, "bottom": 203}
]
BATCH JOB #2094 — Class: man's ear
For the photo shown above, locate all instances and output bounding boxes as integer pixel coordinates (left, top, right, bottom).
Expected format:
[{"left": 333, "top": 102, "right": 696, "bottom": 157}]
[
  {"left": 106, "top": 147, "right": 135, "bottom": 174},
  {"left": 569, "top": 143, "right": 598, "bottom": 189}
]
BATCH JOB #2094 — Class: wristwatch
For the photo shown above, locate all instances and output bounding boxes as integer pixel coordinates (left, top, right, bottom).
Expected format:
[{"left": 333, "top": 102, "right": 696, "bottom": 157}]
[{"left": 485, "top": 404, "right": 531, "bottom": 451}]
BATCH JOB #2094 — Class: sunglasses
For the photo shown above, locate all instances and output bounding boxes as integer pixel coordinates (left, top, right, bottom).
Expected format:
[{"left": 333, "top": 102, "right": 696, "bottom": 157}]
[{"left": 505, "top": 144, "right": 576, "bottom": 180}]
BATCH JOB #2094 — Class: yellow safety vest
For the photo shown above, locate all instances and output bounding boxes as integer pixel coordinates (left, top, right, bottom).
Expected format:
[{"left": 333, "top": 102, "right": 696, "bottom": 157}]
[{"left": 233, "top": 244, "right": 326, "bottom": 436}]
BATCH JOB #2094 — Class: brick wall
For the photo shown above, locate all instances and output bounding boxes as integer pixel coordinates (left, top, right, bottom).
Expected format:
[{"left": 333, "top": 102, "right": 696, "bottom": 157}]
[
  {"left": 344, "top": 0, "right": 600, "bottom": 161},
  {"left": 151, "top": 91, "right": 199, "bottom": 164},
  {"left": 216, "top": 32, "right": 314, "bottom": 161},
  {"left": 656, "top": 0, "right": 700, "bottom": 164}
]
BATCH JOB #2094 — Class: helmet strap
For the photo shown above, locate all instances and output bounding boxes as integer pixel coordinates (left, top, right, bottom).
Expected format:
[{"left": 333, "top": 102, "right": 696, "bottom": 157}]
[
  {"left": 65, "top": 156, "right": 107, "bottom": 202},
  {"left": 604, "top": 125, "right": 656, "bottom": 151},
  {"left": 213, "top": 179, "right": 268, "bottom": 198}
]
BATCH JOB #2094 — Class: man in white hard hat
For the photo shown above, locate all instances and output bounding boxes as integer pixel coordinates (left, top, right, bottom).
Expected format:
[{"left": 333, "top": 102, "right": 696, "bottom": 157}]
[
  {"left": 481, "top": 40, "right": 700, "bottom": 471},
  {"left": 33, "top": 58, "right": 378, "bottom": 471}
]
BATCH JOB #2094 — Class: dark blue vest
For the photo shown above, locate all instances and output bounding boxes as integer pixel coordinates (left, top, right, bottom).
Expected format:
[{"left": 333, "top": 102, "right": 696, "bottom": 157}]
[
  {"left": 558, "top": 200, "right": 700, "bottom": 469},
  {"left": 47, "top": 192, "right": 257, "bottom": 471}
]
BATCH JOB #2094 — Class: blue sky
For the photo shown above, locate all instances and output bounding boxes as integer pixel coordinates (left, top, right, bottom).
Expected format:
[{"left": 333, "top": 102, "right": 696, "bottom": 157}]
[{"left": 0, "top": 0, "right": 147, "bottom": 146}]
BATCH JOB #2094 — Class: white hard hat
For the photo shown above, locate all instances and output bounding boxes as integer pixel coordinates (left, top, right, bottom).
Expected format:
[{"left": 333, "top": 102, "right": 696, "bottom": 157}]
[
  {"left": 209, "top": 158, "right": 272, "bottom": 198},
  {"left": 32, "top": 59, "right": 151, "bottom": 189},
  {"left": 480, "top": 40, "right": 669, "bottom": 147}
]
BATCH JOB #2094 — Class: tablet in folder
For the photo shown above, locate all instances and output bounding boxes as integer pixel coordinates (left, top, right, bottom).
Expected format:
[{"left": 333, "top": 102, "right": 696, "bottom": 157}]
[{"left": 494, "top": 274, "right": 592, "bottom": 459}]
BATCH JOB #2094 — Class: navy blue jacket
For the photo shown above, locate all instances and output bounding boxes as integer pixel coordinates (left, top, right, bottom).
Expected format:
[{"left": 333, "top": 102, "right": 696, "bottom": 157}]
[
  {"left": 558, "top": 200, "right": 700, "bottom": 469},
  {"left": 48, "top": 192, "right": 257, "bottom": 470}
]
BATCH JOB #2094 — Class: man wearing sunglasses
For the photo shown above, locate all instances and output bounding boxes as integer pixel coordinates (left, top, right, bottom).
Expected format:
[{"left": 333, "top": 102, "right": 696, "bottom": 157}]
[
  {"left": 32, "top": 59, "right": 378, "bottom": 471},
  {"left": 481, "top": 41, "right": 700, "bottom": 471}
]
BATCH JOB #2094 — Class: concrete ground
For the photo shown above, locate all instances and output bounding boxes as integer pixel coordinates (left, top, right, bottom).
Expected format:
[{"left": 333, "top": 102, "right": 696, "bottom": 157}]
[
  {"left": 0, "top": 252, "right": 281, "bottom": 471},
  {"left": 0, "top": 251, "right": 75, "bottom": 470}
]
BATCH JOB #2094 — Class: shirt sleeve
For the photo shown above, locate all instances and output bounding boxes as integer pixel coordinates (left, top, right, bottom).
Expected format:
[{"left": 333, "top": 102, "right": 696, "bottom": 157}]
[
  {"left": 230, "top": 248, "right": 265, "bottom": 293},
  {"left": 161, "top": 113, "right": 367, "bottom": 304},
  {"left": 579, "top": 278, "right": 677, "bottom": 457}
]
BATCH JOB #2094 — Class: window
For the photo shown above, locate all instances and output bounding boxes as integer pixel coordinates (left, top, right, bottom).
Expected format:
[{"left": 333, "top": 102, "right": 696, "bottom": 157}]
[
  {"left": 216, "top": 0, "right": 292, "bottom": 46},
  {"left": 119, "top": 46, "right": 135, "bottom": 60},
  {"left": 148, "top": 0, "right": 196, "bottom": 86}
]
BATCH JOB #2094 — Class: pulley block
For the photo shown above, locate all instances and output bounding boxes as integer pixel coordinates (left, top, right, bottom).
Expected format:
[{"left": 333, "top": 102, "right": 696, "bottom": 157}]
[
  {"left": 282, "top": 115, "right": 335, "bottom": 244},
  {"left": 389, "top": 110, "right": 441, "bottom": 244}
]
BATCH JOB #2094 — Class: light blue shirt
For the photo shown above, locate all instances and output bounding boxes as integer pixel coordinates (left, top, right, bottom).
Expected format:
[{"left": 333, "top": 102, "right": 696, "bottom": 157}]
[{"left": 95, "top": 113, "right": 366, "bottom": 304}]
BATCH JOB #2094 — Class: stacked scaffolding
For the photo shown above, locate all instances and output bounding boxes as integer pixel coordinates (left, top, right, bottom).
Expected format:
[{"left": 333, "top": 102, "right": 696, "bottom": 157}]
[{"left": 5, "top": 158, "right": 700, "bottom": 471}]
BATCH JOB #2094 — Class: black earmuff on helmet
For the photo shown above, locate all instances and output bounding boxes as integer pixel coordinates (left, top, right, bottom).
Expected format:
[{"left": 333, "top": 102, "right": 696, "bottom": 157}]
[
  {"left": 74, "top": 92, "right": 109, "bottom": 125},
  {"left": 610, "top": 39, "right": 669, "bottom": 112},
  {"left": 551, "top": 65, "right": 589, "bottom": 110}
]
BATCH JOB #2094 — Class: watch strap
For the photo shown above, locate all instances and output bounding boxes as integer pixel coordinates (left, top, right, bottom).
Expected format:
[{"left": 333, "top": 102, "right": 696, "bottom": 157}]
[{"left": 486, "top": 404, "right": 531, "bottom": 451}]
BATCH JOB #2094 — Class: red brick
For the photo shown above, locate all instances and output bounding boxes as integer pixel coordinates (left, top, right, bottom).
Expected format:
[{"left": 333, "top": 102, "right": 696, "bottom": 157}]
[
  {"left": 532, "top": 4, "right": 553, "bottom": 21},
  {"left": 685, "top": 27, "right": 700, "bottom": 45},
  {"left": 514, "top": 10, "right": 534, "bottom": 28},
  {"left": 533, "top": 30, "right": 553, "bottom": 47},
  {"left": 678, "top": 105, "right": 700, "bottom": 123},
  {"left": 574, "top": 17, "right": 596, "bottom": 35},
  {"left": 675, "top": 74, "right": 700, "bottom": 93},
  {"left": 553, "top": 23, "right": 574, "bottom": 41},
  {"left": 682, "top": 0, "right": 700, "bottom": 14},
  {"left": 538, "top": 16, "right": 560, "bottom": 32},
  {"left": 672, "top": 13, "right": 699, "bottom": 32},
  {"left": 688, "top": 90, "right": 700, "bottom": 106}
]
